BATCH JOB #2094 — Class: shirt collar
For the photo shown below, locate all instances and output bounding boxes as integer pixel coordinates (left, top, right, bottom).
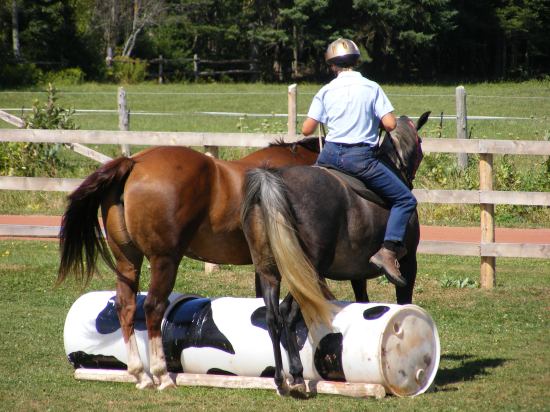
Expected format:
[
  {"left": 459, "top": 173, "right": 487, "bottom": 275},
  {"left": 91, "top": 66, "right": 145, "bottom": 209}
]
[{"left": 336, "top": 70, "right": 361, "bottom": 78}]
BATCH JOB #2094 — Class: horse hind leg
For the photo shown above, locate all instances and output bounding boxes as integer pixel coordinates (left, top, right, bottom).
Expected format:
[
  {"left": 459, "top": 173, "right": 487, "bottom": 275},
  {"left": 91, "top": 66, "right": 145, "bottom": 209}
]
[
  {"left": 111, "top": 242, "right": 152, "bottom": 388},
  {"left": 258, "top": 274, "right": 290, "bottom": 397},
  {"left": 144, "top": 255, "right": 180, "bottom": 390},
  {"left": 104, "top": 198, "right": 153, "bottom": 389},
  {"left": 280, "top": 293, "right": 307, "bottom": 398},
  {"left": 243, "top": 205, "right": 289, "bottom": 396}
]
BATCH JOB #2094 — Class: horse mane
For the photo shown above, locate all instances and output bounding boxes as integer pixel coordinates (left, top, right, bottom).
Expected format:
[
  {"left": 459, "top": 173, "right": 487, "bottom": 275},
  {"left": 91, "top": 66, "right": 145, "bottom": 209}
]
[{"left": 269, "top": 136, "right": 323, "bottom": 153}]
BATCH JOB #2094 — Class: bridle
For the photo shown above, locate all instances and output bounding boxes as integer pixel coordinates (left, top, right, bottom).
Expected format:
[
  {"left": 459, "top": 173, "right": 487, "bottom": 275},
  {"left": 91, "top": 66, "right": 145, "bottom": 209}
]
[{"left": 380, "top": 119, "right": 421, "bottom": 189}]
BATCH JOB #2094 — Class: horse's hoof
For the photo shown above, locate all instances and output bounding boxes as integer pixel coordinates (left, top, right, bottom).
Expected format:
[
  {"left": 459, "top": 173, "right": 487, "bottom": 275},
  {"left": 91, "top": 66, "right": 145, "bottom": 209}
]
[
  {"left": 276, "top": 379, "right": 290, "bottom": 397},
  {"left": 289, "top": 382, "right": 308, "bottom": 399},
  {"left": 157, "top": 375, "right": 176, "bottom": 391},
  {"left": 135, "top": 375, "right": 155, "bottom": 390}
]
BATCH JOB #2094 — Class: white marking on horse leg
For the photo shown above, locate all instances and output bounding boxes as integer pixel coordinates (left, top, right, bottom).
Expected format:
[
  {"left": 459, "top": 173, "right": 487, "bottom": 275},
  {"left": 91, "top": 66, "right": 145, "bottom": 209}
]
[
  {"left": 149, "top": 335, "right": 176, "bottom": 390},
  {"left": 126, "top": 333, "right": 154, "bottom": 389},
  {"left": 276, "top": 379, "right": 290, "bottom": 397}
]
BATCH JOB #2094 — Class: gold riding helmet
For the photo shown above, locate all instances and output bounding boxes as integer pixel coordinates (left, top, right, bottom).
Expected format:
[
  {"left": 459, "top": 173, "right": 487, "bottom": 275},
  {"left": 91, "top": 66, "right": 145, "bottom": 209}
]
[{"left": 325, "top": 38, "right": 361, "bottom": 67}]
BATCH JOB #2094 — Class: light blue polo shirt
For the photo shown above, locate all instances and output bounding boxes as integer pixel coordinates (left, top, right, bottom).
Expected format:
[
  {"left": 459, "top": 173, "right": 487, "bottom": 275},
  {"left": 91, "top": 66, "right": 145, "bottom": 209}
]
[{"left": 306, "top": 71, "right": 394, "bottom": 146}]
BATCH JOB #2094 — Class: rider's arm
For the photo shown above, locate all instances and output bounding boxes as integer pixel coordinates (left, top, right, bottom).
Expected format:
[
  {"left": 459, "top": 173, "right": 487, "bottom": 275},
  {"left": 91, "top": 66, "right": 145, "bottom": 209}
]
[
  {"left": 381, "top": 112, "right": 397, "bottom": 132},
  {"left": 301, "top": 117, "right": 319, "bottom": 136}
]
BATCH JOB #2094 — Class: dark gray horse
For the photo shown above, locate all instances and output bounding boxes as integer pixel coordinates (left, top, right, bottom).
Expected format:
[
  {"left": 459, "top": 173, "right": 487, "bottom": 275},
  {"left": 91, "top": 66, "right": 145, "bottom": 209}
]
[{"left": 240, "top": 112, "right": 429, "bottom": 397}]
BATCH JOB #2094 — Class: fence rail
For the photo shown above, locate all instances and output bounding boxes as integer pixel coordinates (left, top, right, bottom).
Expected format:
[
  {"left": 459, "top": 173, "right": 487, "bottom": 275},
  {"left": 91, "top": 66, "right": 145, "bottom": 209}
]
[
  {"left": 1, "top": 177, "right": 548, "bottom": 207},
  {"left": 2, "top": 129, "right": 550, "bottom": 155},
  {"left": 0, "top": 128, "right": 290, "bottom": 147}
]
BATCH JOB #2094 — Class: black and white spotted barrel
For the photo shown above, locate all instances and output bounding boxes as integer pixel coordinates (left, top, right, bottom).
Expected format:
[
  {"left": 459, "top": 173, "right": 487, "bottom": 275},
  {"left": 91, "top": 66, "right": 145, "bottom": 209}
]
[{"left": 64, "top": 292, "right": 440, "bottom": 397}]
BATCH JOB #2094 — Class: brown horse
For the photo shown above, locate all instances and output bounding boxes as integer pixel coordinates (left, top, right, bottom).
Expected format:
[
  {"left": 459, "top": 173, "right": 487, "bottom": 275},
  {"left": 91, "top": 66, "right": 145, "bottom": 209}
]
[{"left": 57, "top": 138, "right": 321, "bottom": 390}]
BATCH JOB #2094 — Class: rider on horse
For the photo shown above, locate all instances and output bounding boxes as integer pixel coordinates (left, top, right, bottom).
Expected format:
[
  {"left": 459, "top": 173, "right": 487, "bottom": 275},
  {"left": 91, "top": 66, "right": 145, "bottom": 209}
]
[{"left": 301, "top": 38, "right": 417, "bottom": 287}]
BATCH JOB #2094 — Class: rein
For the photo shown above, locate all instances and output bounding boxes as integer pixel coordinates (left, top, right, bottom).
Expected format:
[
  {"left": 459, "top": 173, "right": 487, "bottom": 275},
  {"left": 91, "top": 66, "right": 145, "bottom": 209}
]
[{"left": 319, "top": 124, "right": 327, "bottom": 152}]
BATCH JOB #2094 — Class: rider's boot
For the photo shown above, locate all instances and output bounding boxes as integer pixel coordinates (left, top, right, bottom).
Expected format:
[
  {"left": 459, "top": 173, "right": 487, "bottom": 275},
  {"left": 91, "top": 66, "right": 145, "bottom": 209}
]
[{"left": 369, "top": 247, "right": 407, "bottom": 287}]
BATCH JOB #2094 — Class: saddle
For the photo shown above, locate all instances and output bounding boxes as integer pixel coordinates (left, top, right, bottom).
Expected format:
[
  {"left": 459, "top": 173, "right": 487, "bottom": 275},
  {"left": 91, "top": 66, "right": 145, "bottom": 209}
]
[{"left": 315, "top": 164, "right": 389, "bottom": 209}]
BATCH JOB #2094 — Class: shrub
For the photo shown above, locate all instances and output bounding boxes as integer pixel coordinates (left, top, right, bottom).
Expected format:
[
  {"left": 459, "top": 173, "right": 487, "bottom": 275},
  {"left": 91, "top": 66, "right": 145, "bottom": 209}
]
[
  {"left": 109, "top": 56, "right": 148, "bottom": 84},
  {"left": 24, "top": 83, "right": 78, "bottom": 130},
  {"left": 42, "top": 68, "right": 85, "bottom": 85},
  {"left": 0, "top": 83, "right": 77, "bottom": 177}
]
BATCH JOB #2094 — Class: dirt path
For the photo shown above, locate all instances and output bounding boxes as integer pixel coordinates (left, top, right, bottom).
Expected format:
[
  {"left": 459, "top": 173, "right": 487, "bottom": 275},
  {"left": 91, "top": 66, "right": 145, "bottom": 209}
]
[{"left": 0, "top": 215, "right": 549, "bottom": 243}]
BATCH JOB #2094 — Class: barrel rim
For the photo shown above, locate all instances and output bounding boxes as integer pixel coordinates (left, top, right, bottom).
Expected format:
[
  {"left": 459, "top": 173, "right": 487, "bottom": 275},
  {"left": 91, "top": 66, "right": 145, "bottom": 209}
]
[{"left": 378, "top": 304, "right": 440, "bottom": 397}]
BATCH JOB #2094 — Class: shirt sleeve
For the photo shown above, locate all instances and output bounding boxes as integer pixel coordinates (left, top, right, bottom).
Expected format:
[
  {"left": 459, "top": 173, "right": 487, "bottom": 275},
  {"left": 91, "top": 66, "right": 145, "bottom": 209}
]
[
  {"left": 373, "top": 86, "right": 394, "bottom": 119},
  {"left": 307, "top": 92, "right": 327, "bottom": 123}
]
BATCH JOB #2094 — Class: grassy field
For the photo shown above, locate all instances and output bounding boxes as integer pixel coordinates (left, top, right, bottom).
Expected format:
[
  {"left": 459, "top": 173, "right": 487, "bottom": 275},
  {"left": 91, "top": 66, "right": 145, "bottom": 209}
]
[
  {"left": 1, "top": 81, "right": 549, "bottom": 139},
  {"left": 0, "top": 239, "right": 548, "bottom": 411}
]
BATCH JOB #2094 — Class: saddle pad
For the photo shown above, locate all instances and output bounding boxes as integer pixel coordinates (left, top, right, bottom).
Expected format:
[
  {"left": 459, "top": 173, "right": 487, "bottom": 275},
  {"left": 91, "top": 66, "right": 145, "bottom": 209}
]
[{"left": 315, "top": 165, "right": 389, "bottom": 208}]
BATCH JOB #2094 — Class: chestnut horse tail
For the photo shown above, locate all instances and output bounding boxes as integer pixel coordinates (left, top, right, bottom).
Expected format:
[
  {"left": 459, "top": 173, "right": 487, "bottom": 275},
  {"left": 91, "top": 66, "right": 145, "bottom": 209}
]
[
  {"left": 57, "top": 157, "right": 136, "bottom": 286},
  {"left": 242, "top": 168, "right": 335, "bottom": 328}
]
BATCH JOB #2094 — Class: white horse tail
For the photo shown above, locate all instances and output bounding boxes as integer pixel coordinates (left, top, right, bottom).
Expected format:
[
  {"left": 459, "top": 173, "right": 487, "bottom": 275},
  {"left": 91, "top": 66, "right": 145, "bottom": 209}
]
[{"left": 242, "top": 168, "right": 335, "bottom": 328}]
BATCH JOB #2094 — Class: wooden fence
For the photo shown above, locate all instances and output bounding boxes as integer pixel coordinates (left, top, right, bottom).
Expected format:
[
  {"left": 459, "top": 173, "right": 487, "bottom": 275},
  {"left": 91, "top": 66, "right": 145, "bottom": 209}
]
[
  {"left": 1, "top": 85, "right": 549, "bottom": 288},
  {"left": 145, "top": 54, "right": 259, "bottom": 83},
  {"left": 1, "top": 128, "right": 550, "bottom": 286}
]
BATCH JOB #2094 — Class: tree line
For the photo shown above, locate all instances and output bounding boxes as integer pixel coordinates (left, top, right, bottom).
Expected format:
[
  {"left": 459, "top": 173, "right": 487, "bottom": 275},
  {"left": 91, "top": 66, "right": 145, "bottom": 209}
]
[{"left": 1, "top": 0, "right": 549, "bottom": 86}]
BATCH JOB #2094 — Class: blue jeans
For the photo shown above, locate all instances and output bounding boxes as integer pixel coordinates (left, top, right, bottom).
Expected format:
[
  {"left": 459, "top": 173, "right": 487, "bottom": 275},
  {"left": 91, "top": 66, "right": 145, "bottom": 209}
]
[{"left": 317, "top": 141, "right": 417, "bottom": 243}]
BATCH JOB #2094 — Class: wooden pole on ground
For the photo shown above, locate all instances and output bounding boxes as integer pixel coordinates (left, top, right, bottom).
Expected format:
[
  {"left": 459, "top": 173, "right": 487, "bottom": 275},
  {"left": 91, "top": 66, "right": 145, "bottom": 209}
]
[
  {"left": 480, "top": 153, "right": 496, "bottom": 288},
  {"left": 456, "top": 86, "right": 468, "bottom": 169},
  {"left": 74, "top": 368, "right": 386, "bottom": 399},
  {"left": 288, "top": 83, "right": 297, "bottom": 140},
  {"left": 118, "top": 87, "right": 131, "bottom": 156}
]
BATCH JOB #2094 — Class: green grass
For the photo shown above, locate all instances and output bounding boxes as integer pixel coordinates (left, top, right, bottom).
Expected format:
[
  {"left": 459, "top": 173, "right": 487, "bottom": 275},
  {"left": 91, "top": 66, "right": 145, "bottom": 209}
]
[
  {"left": 1, "top": 80, "right": 549, "bottom": 137},
  {"left": 0, "top": 240, "right": 548, "bottom": 411}
]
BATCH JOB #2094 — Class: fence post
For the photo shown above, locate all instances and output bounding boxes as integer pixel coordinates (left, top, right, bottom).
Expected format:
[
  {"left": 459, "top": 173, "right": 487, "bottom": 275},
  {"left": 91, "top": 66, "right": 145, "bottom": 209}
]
[
  {"left": 204, "top": 147, "right": 220, "bottom": 273},
  {"left": 158, "top": 55, "right": 163, "bottom": 84},
  {"left": 193, "top": 54, "right": 200, "bottom": 81},
  {"left": 106, "top": 47, "right": 113, "bottom": 67},
  {"left": 12, "top": 0, "right": 21, "bottom": 59},
  {"left": 288, "top": 83, "right": 297, "bottom": 139},
  {"left": 204, "top": 146, "right": 219, "bottom": 158},
  {"left": 118, "top": 87, "right": 131, "bottom": 156},
  {"left": 456, "top": 85, "right": 468, "bottom": 169},
  {"left": 480, "top": 153, "right": 496, "bottom": 288}
]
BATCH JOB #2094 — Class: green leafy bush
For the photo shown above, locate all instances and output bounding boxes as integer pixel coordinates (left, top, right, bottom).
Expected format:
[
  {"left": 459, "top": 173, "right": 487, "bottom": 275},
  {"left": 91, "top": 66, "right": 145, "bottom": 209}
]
[
  {"left": 417, "top": 152, "right": 479, "bottom": 190},
  {"left": 24, "top": 84, "right": 78, "bottom": 130},
  {"left": 42, "top": 68, "right": 85, "bottom": 85},
  {"left": 0, "top": 84, "right": 77, "bottom": 177},
  {"left": 110, "top": 56, "right": 148, "bottom": 84}
]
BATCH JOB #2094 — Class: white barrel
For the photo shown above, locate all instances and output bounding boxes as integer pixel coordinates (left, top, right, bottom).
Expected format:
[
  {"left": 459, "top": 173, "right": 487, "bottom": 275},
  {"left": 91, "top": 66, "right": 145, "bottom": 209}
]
[
  {"left": 332, "top": 301, "right": 440, "bottom": 397},
  {"left": 64, "top": 293, "right": 439, "bottom": 397},
  {"left": 63, "top": 291, "right": 183, "bottom": 371}
]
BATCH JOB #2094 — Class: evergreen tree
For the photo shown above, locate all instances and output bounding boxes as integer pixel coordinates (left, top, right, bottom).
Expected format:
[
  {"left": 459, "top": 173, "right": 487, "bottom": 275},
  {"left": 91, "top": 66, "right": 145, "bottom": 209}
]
[{"left": 352, "top": 0, "right": 457, "bottom": 81}]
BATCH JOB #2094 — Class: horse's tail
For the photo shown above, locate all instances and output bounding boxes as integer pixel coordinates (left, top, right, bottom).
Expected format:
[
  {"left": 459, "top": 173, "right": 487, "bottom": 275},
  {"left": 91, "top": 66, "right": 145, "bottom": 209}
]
[
  {"left": 57, "top": 157, "right": 136, "bottom": 287},
  {"left": 242, "top": 168, "right": 335, "bottom": 328}
]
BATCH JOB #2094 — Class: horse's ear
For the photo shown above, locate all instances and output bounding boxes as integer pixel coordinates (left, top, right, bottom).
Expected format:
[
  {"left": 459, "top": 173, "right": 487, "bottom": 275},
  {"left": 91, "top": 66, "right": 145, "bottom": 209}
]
[{"left": 416, "top": 111, "right": 431, "bottom": 131}]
